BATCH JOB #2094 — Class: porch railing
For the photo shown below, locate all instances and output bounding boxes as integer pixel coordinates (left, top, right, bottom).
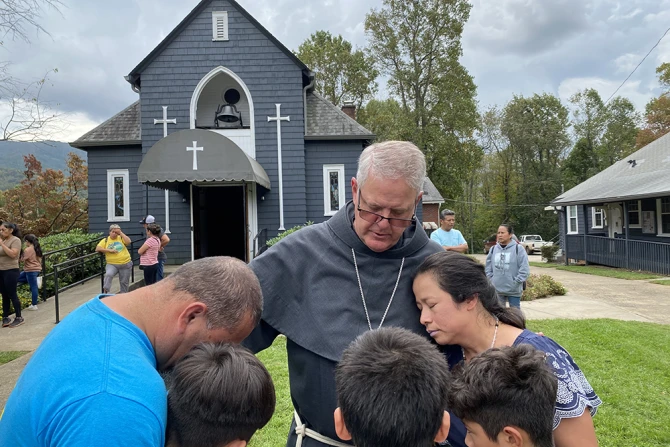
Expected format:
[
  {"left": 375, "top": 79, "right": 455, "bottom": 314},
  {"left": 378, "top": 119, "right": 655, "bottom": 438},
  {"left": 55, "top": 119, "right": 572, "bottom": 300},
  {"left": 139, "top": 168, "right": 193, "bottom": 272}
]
[{"left": 565, "top": 235, "right": 670, "bottom": 276}]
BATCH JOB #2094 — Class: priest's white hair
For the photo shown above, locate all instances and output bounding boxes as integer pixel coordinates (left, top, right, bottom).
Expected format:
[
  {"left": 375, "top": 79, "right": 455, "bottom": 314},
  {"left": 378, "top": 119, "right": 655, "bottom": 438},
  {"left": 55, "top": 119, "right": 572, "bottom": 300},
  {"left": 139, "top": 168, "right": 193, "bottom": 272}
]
[{"left": 356, "top": 141, "right": 426, "bottom": 193}]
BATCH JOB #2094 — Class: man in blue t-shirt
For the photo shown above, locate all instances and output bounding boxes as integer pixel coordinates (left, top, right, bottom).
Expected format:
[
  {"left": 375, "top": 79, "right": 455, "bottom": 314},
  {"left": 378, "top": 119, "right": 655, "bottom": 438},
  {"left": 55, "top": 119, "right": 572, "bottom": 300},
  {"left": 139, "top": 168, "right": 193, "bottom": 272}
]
[
  {"left": 430, "top": 209, "right": 468, "bottom": 253},
  {"left": 0, "top": 257, "right": 263, "bottom": 447}
]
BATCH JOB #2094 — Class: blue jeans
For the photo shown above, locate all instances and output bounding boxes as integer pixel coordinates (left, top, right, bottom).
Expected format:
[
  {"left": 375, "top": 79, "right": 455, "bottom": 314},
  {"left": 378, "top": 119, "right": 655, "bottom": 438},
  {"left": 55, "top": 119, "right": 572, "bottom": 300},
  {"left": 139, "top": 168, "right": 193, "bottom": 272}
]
[
  {"left": 500, "top": 295, "right": 521, "bottom": 309},
  {"left": 18, "top": 271, "right": 40, "bottom": 306},
  {"left": 157, "top": 258, "right": 165, "bottom": 281}
]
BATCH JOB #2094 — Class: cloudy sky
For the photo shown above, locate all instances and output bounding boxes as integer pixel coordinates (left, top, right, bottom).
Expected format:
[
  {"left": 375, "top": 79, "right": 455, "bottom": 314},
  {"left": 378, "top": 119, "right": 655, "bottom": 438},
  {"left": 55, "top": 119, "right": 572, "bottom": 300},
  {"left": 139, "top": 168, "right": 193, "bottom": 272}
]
[{"left": 3, "top": 0, "right": 670, "bottom": 142}]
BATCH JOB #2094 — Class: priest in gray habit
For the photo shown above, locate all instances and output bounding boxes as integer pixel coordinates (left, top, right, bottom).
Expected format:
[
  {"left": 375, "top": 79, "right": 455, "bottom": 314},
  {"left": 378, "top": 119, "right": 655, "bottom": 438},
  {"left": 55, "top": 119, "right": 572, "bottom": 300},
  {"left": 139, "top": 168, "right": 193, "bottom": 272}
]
[{"left": 244, "top": 141, "right": 459, "bottom": 447}]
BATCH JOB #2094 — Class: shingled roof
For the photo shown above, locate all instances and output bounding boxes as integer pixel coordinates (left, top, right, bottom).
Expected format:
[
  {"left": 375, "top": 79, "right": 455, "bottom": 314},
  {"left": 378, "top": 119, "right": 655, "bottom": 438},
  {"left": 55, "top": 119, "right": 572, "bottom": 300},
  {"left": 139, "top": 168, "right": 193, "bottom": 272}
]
[
  {"left": 422, "top": 177, "right": 444, "bottom": 204},
  {"left": 305, "top": 92, "right": 375, "bottom": 140},
  {"left": 70, "top": 92, "right": 375, "bottom": 148},
  {"left": 552, "top": 132, "right": 670, "bottom": 205},
  {"left": 70, "top": 101, "right": 140, "bottom": 149}
]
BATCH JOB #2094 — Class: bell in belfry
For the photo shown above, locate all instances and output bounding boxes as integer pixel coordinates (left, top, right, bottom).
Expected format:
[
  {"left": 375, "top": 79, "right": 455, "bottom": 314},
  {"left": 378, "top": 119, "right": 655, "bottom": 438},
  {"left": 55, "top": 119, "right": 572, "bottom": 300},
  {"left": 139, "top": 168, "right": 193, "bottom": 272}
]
[
  {"left": 214, "top": 88, "right": 244, "bottom": 128},
  {"left": 218, "top": 104, "right": 241, "bottom": 123}
]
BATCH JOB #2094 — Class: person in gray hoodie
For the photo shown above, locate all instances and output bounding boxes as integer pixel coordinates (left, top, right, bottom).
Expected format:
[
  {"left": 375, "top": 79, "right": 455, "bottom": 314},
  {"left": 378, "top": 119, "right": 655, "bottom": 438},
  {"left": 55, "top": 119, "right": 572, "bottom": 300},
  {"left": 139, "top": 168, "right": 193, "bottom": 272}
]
[{"left": 485, "top": 223, "right": 530, "bottom": 309}]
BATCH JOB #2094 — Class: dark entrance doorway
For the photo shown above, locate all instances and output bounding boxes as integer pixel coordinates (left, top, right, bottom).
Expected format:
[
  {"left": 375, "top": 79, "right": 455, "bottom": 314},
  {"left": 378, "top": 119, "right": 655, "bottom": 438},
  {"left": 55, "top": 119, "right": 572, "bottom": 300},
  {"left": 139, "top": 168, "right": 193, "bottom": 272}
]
[{"left": 192, "top": 184, "right": 247, "bottom": 261}]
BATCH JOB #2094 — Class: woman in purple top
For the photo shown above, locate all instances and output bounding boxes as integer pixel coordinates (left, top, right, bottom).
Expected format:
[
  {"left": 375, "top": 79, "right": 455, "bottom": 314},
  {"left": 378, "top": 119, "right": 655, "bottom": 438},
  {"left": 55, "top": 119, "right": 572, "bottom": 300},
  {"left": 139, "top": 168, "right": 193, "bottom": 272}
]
[
  {"left": 413, "top": 251, "right": 601, "bottom": 447},
  {"left": 138, "top": 223, "right": 162, "bottom": 286}
]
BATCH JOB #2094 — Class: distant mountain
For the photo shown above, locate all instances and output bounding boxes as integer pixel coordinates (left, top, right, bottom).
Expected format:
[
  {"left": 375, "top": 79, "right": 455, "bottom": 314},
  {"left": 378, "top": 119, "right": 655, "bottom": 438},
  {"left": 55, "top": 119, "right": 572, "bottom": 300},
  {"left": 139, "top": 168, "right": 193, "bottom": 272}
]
[{"left": 0, "top": 141, "right": 86, "bottom": 190}]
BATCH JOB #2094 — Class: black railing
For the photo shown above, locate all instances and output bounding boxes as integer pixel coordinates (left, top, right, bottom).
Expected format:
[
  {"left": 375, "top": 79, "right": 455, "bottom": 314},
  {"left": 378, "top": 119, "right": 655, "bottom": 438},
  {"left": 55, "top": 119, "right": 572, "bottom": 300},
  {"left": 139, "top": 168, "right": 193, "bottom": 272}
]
[
  {"left": 45, "top": 233, "right": 146, "bottom": 323},
  {"left": 565, "top": 235, "right": 670, "bottom": 276}
]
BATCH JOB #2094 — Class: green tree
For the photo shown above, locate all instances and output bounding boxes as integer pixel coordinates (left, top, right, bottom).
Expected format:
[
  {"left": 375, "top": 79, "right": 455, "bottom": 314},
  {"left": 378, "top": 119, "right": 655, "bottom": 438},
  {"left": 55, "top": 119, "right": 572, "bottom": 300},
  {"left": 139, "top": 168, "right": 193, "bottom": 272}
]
[
  {"left": 357, "top": 98, "right": 413, "bottom": 141},
  {"left": 296, "top": 31, "right": 378, "bottom": 108},
  {"left": 636, "top": 63, "right": 670, "bottom": 148},
  {"left": 568, "top": 88, "right": 639, "bottom": 171},
  {"left": 636, "top": 95, "right": 670, "bottom": 148},
  {"left": 600, "top": 96, "right": 639, "bottom": 166},
  {"left": 655, "top": 62, "right": 670, "bottom": 90},
  {"left": 365, "top": 0, "right": 478, "bottom": 198},
  {"left": 562, "top": 138, "right": 598, "bottom": 189}
]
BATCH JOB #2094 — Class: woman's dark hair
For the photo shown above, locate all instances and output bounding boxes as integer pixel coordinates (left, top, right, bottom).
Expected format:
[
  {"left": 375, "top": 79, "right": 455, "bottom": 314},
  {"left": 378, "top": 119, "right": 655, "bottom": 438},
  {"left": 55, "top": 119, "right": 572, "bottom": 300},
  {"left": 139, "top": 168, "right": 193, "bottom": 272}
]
[
  {"left": 499, "top": 223, "right": 513, "bottom": 235},
  {"left": 146, "top": 223, "right": 162, "bottom": 236},
  {"left": 415, "top": 251, "right": 525, "bottom": 329},
  {"left": 1, "top": 222, "right": 22, "bottom": 239},
  {"left": 24, "top": 234, "right": 43, "bottom": 258}
]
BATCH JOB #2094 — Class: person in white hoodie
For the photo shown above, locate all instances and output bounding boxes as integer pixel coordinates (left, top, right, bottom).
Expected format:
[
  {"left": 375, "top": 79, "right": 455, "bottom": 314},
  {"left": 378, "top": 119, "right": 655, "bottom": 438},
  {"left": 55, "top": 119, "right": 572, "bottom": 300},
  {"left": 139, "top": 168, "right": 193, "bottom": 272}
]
[{"left": 485, "top": 224, "right": 530, "bottom": 309}]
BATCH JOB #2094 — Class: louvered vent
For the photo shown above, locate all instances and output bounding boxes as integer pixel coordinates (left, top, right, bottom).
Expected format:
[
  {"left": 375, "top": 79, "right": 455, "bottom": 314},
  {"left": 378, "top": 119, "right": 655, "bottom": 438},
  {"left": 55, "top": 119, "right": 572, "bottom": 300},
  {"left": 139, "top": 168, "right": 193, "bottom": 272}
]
[{"left": 212, "top": 11, "right": 228, "bottom": 41}]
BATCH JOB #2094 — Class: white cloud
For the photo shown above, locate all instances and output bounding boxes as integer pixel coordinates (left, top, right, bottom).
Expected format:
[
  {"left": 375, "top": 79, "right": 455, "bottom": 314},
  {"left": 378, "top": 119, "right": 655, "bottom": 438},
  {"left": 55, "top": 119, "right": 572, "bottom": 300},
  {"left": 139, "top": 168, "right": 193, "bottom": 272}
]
[
  {"left": 557, "top": 76, "right": 652, "bottom": 111},
  {"left": 614, "top": 53, "right": 642, "bottom": 74}
]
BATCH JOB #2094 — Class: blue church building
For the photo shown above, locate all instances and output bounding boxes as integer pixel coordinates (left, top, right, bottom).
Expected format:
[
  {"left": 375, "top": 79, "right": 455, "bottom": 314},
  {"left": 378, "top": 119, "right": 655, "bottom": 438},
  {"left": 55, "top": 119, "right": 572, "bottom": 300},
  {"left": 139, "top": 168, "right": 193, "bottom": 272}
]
[{"left": 70, "top": 0, "right": 392, "bottom": 264}]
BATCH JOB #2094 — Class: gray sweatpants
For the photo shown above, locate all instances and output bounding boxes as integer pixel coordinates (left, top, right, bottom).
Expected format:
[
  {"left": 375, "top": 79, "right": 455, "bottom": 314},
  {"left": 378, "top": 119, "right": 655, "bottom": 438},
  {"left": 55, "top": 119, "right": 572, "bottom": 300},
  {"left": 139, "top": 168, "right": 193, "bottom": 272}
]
[{"left": 104, "top": 261, "right": 133, "bottom": 293}]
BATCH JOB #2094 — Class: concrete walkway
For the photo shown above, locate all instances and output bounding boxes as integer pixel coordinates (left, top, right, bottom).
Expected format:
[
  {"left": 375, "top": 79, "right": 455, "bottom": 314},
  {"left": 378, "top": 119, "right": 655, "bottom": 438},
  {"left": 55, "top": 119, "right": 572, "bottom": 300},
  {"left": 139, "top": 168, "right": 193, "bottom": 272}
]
[{"left": 473, "top": 254, "right": 670, "bottom": 325}]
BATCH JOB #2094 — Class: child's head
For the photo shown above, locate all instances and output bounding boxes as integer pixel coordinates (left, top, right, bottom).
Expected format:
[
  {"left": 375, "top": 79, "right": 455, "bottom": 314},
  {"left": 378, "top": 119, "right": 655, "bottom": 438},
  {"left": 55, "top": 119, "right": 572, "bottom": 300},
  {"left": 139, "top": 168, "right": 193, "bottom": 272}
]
[
  {"left": 334, "top": 327, "right": 451, "bottom": 447},
  {"left": 166, "top": 342, "right": 276, "bottom": 447},
  {"left": 448, "top": 345, "right": 557, "bottom": 447}
]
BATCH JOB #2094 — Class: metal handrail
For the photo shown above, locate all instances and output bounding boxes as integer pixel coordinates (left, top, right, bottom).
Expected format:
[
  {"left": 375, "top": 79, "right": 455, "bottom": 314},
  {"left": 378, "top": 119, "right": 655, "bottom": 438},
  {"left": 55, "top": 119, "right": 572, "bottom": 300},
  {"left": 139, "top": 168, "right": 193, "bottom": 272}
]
[{"left": 47, "top": 233, "right": 146, "bottom": 323}]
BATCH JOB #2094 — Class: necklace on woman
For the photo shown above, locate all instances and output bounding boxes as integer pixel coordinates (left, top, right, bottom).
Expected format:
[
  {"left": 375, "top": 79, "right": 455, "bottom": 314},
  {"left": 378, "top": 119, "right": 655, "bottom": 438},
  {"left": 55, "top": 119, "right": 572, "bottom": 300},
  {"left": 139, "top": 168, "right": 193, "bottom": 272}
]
[
  {"left": 352, "top": 248, "right": 405, "bottom": 331},
  {"left": 462, "top": 317, "right": 499, "bottom": 362}
]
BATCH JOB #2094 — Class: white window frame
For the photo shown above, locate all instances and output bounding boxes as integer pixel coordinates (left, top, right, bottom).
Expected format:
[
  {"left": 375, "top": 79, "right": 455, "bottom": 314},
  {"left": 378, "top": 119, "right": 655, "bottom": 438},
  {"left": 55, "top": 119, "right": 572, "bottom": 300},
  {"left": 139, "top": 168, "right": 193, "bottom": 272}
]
[
  {"left": 107, "top": 169, "right": 130, "bottom": 222},
  {"left": 567, "top": 205, "right": 578, "bottom": 234},
  {"left": 657, "top": 197, "right": 670, "bottom": 237},
  {"left": 323, "top": 164, "right": 345, "bottom": 216},
  {"left": 212, "top": 11, "right": 228, "bottom": 41},
  {"left": 591, "top": 207, "right": 604, "bottom": 229},
  {"left": 626, "top": 200, "right": 641, "bottom": 228}
]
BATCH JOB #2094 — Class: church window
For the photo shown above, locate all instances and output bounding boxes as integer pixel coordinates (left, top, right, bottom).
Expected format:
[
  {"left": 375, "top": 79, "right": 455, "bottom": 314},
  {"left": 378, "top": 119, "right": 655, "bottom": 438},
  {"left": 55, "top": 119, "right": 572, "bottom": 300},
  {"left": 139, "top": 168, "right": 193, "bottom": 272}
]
[
  {"left": 323, "top": 165, "right": 345, "bottom": 216},
  {"left": 107, "top": 169, "right": 130, "bottom": 222},
  {"left": 212, "top": 11, "right": 228, "bottom": 41}
]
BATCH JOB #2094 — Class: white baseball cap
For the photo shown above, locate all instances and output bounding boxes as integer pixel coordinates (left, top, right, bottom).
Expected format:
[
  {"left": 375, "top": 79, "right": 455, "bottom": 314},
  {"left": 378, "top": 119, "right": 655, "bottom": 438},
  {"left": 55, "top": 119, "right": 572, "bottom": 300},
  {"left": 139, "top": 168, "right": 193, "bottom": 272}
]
[{"left": 140, "top": 215, "right": 155, "bottom": 224}]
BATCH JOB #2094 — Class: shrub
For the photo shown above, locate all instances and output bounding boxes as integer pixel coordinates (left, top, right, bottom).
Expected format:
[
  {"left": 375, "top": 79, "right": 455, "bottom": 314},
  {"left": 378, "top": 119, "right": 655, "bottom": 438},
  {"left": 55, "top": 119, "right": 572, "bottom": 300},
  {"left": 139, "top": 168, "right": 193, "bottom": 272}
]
[
  {"left": 522, "top": 274, "right": 567, "bottom": 301},
  {"left": 541, "top": 244, "right": 560, "bottom": 262},
  {"left": 1, "top": 229, "right": 106, "bottom": 318},
  {"left": 266, "top": 222, "right": 313, "bottom": 247}
]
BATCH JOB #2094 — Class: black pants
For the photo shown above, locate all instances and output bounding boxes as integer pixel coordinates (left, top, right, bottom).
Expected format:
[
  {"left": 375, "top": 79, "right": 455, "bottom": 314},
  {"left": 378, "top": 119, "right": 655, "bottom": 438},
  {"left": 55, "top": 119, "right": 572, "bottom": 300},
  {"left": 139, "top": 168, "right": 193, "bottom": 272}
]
[
  {"left": 143, "top": 264, "right": 159, "bottom": 286},
  {"left": 0, "top": 268, "right": 21, "bottom": 318}
]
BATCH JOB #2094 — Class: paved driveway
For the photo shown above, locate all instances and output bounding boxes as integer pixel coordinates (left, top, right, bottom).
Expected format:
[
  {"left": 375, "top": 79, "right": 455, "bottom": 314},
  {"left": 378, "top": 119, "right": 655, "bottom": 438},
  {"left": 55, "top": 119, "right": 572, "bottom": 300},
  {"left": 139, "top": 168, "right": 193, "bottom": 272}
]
[{"left": 472, "top": 254, "right": 670, "bottom": 325}]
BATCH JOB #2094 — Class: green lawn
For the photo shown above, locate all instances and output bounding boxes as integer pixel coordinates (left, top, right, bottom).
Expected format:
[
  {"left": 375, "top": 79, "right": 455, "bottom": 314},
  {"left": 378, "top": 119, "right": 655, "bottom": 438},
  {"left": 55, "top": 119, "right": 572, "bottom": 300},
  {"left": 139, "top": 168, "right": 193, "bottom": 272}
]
[
  {"left": 251, "top": 321, "right": 670, "bottom": 447},
  {"left": 651, "top": 279, "right": 670, "bottom": 286},
  {"left": 529, "top": 261, "right": 556, "bottom": 268},
  {"left": 0, "top": 351, "right": 27, "bottom": 365},
  {"left": 553, "top": 265, "right": 661, "bottom": 280}
]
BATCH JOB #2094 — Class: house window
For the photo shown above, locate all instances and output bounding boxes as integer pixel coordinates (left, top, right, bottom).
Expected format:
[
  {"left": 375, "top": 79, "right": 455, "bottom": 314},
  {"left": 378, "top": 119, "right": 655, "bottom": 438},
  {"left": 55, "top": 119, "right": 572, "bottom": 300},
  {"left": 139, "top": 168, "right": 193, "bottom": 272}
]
[
  {"left": 212, "top": 11, "right": 228, "bottom": 41},
  {"left": 567, "top": 205, "right": 578, "bottom": 234},
  {"left": 658, "top": 197, "right": 670, "bottom": 236},
  {"left": 592, "top": 207, "right": 604, "bottom": 229},
  {"left": 323, "top": 165, "right": 345, "bottom": 216},
  {"left": 107, "top": 170, "right": 130, "bottom": 222},
  {"left": 627, "top": 200, "right": 641, "bottom": 228}
]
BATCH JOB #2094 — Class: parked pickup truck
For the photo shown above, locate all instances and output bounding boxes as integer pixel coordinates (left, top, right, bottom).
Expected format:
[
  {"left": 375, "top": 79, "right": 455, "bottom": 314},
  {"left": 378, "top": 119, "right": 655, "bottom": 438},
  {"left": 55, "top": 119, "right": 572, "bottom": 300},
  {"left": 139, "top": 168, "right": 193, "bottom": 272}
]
[{"left": 518, "top": 235, "right": 553, "bottom": 255}]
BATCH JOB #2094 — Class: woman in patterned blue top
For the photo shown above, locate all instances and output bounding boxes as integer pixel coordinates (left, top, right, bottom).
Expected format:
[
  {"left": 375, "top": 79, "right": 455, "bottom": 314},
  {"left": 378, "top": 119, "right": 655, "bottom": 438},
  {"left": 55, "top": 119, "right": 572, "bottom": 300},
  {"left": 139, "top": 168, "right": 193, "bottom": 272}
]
[{"left": 413, "top": 251, "right": 601, "bottom": 447}]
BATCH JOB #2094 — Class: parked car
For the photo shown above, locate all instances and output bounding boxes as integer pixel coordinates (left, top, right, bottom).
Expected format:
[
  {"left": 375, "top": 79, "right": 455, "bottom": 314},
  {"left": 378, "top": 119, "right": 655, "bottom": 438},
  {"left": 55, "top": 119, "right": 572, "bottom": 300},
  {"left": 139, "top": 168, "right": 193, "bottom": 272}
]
[
  {"left": 483, "top": 233, "right": 519, "bottom": 254},
  {"left": 518, "top": 234, "right": 553, "bottom": 255}
]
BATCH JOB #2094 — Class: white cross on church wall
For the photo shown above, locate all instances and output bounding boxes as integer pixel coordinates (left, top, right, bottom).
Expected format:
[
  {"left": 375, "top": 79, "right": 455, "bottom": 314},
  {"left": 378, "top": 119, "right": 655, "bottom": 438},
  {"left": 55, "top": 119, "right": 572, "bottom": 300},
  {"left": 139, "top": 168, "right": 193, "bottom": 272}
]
[
  {"left": 187, "top": 141, "right": 204, "bottom": 171},
  {"left": 268, "top": 104, "right": 290, "bottom": 231},
  {"left": 154, "top": 106, "right": 177, "bottom": 233}
]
